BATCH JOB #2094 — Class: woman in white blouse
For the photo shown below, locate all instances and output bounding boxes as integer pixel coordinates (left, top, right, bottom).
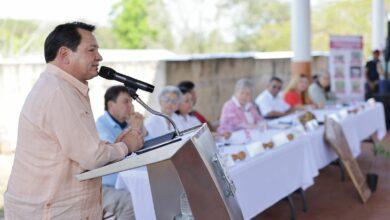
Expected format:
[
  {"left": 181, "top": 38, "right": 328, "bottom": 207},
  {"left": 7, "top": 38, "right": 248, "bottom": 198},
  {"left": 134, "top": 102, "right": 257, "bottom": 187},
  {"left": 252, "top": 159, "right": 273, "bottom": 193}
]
[
  {"left": 144, "top": 86, "right": 182, "bottom": 139},
  {"left": 175, "top": 87, "right": 202, "bottom": 130}
]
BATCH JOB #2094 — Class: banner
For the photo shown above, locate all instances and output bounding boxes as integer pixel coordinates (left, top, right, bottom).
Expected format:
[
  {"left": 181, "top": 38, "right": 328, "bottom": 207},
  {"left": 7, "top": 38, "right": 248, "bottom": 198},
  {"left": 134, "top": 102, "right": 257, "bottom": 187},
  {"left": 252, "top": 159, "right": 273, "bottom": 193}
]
[{"left": 329, "top": 35, "right": 364, "bottom": 101}]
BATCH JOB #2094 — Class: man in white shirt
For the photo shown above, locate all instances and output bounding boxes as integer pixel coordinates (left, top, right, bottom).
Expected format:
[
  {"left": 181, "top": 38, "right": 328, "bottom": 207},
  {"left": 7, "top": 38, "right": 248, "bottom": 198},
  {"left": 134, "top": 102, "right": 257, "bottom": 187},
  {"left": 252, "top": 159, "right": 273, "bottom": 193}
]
[{"left": 255, "top": 76, "right": 292, "bottom": 118}]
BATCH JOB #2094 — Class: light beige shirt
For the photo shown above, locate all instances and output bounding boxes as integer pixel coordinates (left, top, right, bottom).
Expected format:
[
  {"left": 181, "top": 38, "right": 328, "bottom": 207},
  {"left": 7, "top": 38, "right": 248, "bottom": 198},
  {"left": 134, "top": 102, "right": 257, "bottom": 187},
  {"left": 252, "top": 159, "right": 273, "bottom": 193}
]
[{"left": 4, "top": 64, "right": 128, "bottom": 219}]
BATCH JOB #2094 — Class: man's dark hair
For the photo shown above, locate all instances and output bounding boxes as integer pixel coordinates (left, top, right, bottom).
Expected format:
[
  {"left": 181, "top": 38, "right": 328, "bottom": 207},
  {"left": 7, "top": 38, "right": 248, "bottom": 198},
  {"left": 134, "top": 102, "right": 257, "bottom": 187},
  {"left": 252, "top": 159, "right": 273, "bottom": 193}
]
[
  {"left": 269, "top": 76, "right": 283, "bottom": 84},
  {"left": 44, "top": 22, "right": 95, "bottom": 63},
  {"left": 178, "top": 81, "right": 195, "bottom": 94},
  {"left": 104, "top": 86, "right": 129, "bottom": 111}
]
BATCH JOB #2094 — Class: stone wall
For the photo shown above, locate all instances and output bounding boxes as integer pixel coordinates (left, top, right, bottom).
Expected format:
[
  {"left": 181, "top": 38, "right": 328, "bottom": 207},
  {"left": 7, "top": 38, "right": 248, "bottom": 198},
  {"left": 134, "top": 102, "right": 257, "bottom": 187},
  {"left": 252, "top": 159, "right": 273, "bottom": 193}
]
[
  {"left": 0, "top": 51, "right": 328, "bottom": 151},
  {"left": 165, "top": 55, "right": 328, "bottom": 122},
  {"left": 0, "top": 59, "right": 166, "bottom": 152}
]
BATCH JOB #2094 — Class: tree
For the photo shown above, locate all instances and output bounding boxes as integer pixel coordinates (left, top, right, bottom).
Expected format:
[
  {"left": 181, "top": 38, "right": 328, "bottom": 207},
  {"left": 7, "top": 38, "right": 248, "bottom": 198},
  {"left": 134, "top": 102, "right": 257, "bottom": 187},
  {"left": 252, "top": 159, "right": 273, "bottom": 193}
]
[
  {"left": 228, "top": 0, "right": 291, "bottom": 51},
  {"left": 110, "top": 0, "right": 172, "bottom": 49},
  {"left": 0, "top": 19, "right": 49, "bottom": 58},
  {"left": 95, "top": 27, "right": 121, "bottom": 49},
  {"left": 312, "top": 0, "right": 372, "bottom": 56}
]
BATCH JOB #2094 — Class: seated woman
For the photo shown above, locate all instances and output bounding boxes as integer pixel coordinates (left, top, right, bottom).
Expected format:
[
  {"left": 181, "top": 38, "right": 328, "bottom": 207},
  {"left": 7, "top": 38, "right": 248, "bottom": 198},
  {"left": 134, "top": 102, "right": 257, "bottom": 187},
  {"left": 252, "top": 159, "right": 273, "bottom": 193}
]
[
  {"left": 217, "top": 79, "right": 263, "bottom": 136},
  {"left": 144, "top": 86, "right": 182, "bottom": 139},
  {"left": 175, "top": 87, "right": 202, "bottom": 130},
  {"left": 284, "top": 74, "right": 311, "bottom": 108},
  {"left": 308, "top": 72, "right": 336, "bottom": 108}
]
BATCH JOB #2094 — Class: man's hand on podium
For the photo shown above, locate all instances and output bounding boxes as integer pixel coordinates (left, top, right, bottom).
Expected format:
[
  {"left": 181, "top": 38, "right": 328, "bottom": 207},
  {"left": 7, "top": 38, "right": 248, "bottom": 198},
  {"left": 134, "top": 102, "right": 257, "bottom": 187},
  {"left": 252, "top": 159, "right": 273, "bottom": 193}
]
[{"left": 115, "top": 129, "right": 144, "bottom": 152}]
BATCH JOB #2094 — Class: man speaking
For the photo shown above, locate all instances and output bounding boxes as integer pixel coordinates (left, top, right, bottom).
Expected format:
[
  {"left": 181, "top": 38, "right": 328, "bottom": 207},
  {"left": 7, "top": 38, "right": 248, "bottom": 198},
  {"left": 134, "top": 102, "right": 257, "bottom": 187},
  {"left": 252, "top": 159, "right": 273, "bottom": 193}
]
[{"left": 4, "top": 22, "right": 144, "bottom": 219}]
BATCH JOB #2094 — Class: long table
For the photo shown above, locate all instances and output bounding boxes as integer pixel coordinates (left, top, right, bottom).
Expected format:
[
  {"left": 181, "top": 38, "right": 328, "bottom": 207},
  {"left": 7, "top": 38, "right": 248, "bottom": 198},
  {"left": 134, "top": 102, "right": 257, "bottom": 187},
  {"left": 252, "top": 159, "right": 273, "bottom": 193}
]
[
  {"left": 116, "top": 103, "right": 386, "bottom": 220},
  {"left": 225, "top": 103, "right": 386, "bottom": 219}
]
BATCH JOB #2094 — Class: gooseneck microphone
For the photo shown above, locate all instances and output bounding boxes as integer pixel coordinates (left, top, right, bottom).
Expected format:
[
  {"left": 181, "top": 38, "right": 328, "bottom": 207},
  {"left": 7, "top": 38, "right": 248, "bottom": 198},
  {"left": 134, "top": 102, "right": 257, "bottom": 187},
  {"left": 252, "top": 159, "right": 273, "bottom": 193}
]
[
  {"left": 98, "top": 65, "right": 183, "bottom": 137},
  {"left": 98, "top": 66, "right": 154, "bottom": 93}
]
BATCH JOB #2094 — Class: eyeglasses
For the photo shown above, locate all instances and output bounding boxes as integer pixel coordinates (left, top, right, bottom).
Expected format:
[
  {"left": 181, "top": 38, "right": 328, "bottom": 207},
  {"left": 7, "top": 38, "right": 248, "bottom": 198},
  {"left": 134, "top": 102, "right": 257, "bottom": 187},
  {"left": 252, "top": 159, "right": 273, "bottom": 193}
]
[
  {"left": 161, "top": 96, "right": 180, "bottom": 104},
  {"left": 272, "top": 85, "right": 282, "bottom": 90}
]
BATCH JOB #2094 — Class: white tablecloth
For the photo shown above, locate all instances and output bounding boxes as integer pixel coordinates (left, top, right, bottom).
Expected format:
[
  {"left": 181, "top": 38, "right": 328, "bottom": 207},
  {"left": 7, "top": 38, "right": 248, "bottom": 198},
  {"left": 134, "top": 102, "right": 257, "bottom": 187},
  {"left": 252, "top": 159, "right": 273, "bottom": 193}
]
[
  {"left": 115, "top": 167, "right": 156, "bottom": 220},
  {"left": 225, "top": 135, "right": 318, "bottom": 219},
  {"left": 115, "top": 103, "right": 386, "bottom": 220}
]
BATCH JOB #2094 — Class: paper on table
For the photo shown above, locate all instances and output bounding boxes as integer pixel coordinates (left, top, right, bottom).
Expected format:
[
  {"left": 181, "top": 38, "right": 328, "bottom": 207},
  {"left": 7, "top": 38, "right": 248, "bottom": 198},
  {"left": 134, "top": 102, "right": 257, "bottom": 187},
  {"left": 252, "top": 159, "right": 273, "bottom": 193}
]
[
  {"left": 272, "top": 132, "right": 289, "bottom": 148},
  {"left": 290, "top": 125, "right": 306, "bottom": 137},
  {"left": 246, "top": 141, "right": 265, "bottom": 157},
  {"left": 327, "top": 113, "right": 341, "bottom": 123},
  {"left": 306, "top": 119, "right": 319, "bottom": 131},
  {"left": 338, "top": 109, "right": 349, "bottom": 119}
]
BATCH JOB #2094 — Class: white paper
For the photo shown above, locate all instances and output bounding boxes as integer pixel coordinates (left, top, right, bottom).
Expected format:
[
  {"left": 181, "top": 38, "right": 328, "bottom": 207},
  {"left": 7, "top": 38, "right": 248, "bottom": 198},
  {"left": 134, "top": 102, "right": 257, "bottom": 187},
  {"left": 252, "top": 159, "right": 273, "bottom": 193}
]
[
  {"left": 246, "top": 141, "right": 265, "bottom": 157},
  {"left": 272, "top": 132, "right": 289, "bottom": 148}
]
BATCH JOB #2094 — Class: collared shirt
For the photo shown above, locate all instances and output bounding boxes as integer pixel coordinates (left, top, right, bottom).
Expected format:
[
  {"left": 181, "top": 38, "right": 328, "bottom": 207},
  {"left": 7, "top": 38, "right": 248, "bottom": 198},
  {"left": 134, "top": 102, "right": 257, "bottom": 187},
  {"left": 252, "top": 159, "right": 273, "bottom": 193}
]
[
  {"left": 190, "top": 110, "right": 207, "bottom": 124},
  {"left": 4, "top": 64, "right": 128, "bottom": 220},
  {"left": 96, "top": 111, "right": 128, "bottom": 187},
  {"left": 232, "top": 96, "right": 255, "bottom": 124},
  {"left": 217, "top": 97, "right": 263, "bottom": 134},
  {"left": 255, "top": 90, "right": 290, "bottom": 116},
  {"left": 175, "top": 114, "right": 202, "bottom": 131},
  {"left": 144, "top": 113, "right": 181, "bottom": 140}
]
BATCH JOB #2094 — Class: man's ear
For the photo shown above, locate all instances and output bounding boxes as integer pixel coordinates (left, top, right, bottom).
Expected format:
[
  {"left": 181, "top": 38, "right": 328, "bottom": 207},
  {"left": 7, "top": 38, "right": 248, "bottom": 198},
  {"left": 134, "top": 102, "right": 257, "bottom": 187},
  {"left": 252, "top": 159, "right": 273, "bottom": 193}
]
[
  {"left": 57, "top": 46, "right": 71, "bottom": 65},
  {"left": 107, "top": 100, "right": 115, "bottom": 111}
]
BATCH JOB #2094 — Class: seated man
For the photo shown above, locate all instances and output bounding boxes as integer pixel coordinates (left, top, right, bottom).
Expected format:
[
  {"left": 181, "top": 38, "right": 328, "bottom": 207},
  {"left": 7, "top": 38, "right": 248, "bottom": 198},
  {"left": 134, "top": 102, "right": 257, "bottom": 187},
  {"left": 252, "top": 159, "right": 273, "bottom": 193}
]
[
  {"left": 255, "top": 76, "right": 292, "bottom": 118},
  {"left": 96, "top": 85, "right": 145, "bottom": 220}
]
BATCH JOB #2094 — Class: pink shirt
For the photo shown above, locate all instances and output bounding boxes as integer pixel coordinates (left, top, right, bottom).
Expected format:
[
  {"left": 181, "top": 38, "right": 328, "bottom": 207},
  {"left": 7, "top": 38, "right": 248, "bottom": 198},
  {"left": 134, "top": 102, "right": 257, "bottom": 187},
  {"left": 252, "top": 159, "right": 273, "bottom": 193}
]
[
  {"left": 4, "top": 64, "right": 128, "bottom": 219},
  {"left": 217, "top": 97, "right": 263, "bottom": 134}
]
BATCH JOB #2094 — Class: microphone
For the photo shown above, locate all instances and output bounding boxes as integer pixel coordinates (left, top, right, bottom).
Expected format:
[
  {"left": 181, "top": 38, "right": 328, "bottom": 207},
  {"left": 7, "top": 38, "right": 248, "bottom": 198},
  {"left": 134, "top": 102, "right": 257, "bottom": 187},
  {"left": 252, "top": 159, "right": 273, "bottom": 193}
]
[{"left": 98, "top": 66, "right": 154, "bottom": 93}]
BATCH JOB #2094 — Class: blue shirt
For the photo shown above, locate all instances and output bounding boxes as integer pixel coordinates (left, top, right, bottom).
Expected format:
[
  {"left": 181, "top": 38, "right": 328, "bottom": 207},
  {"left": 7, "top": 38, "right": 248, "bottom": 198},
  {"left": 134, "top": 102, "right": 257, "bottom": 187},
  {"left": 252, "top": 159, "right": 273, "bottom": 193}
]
[{"left": 96, "top": 111, "right": 127, "bottom": 187}]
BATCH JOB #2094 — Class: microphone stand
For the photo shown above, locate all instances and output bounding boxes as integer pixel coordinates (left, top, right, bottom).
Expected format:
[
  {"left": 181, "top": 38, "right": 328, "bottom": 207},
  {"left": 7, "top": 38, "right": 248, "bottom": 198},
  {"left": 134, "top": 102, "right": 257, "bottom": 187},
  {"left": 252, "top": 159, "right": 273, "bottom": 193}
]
[{"left": 125, "top": 85, "right": 182, "bottom": 138}]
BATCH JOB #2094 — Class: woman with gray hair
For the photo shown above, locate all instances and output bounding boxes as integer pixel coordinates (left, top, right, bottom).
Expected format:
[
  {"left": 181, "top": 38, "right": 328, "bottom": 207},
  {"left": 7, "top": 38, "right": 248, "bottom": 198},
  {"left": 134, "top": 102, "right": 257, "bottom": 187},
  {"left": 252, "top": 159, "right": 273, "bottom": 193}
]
[
  {"left": 144, "top": 86, "right": 182, "bottom": 139},
  {"left": 308, "top": 72, "right": 336, "bottom": 108},
  {"left": 217, "top": 79, "right": 263, "bottom": 137}
]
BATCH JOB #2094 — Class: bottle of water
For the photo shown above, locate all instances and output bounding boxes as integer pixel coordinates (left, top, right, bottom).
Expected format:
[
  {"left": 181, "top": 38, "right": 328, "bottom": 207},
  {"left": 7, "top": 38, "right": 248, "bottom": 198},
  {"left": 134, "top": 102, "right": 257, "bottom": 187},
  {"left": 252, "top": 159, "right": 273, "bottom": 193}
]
[{"left": 174, "top": 192, "right": 194, "bottom": 220}]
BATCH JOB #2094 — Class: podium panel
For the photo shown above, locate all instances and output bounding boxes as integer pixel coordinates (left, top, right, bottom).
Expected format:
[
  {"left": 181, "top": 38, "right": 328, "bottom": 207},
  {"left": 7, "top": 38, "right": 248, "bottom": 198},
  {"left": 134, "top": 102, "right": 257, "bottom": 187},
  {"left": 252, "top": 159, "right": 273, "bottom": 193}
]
[
  {"left": 324, "top": 117, "right": 372, "bottom": 203},
  {"left": 76, "top": 124, "right": 243, "bottom": 219}
]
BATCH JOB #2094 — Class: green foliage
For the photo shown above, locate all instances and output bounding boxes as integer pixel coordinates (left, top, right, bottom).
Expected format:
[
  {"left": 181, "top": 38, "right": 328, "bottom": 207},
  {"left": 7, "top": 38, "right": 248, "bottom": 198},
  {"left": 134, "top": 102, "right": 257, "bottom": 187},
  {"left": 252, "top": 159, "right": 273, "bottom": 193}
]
[
  {"left": 3, "top": 0, "right": 390, "bottom": 56},
  {"left": 312, "top": 0, "right": 372, "bottom": 56},
  {"left": 231, "top": 0, "right": 390, "bottom": 55},
  {"left": 95, "top": 27, "right": 121, "bottom": 49},
  {"left": 231, "top": 0, "right": 291, "bottom": 51},
  {"left": 374, "top": 143, "right": 390, "bottom": 158},
  {"left": 111, "top": 0, "right": 159, "bottom": 49},
  {"left": 0, "top": 19, "right": 48, "bottom": 58}
]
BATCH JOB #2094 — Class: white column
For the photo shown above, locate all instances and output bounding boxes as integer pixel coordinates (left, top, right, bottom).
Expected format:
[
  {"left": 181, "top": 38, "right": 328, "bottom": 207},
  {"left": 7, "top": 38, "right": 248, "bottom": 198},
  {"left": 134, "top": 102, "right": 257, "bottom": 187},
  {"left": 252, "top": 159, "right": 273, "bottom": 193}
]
[
  {"left": 291, "top": 0, "right": 311, "bottom": 62},
  {"left": 372, "top": 0, "right": 385, "bottom": 51}
]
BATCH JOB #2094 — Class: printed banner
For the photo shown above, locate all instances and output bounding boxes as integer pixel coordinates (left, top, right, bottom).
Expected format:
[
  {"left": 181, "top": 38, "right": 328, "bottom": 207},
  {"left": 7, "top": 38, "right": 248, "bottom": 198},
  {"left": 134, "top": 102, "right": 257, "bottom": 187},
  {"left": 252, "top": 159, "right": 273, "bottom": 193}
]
[{"left": 329, "top": 35, "right": 364, "bottom": 101}]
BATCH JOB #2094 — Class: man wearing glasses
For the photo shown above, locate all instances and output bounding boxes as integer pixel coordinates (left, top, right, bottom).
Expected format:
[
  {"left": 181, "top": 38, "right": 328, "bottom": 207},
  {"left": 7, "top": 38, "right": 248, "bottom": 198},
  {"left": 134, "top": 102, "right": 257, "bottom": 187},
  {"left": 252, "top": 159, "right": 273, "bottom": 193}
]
[{"left": 255, "top": 76, "right": 293, "bottom": 118}]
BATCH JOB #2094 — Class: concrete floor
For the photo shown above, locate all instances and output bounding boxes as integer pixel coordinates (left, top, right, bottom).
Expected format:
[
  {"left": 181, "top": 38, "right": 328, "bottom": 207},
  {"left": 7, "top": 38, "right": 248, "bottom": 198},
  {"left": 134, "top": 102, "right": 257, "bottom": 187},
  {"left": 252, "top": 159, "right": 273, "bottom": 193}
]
[{"left": 253, "top": 137, "right": 390, "bottom": 220}]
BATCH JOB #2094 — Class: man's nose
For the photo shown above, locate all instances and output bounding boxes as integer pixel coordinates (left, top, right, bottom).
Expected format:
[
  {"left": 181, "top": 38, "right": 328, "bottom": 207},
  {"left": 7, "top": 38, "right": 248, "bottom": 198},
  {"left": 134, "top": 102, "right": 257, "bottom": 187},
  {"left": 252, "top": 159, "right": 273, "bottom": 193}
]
[{"left": 96, "top": 52, "right": 103, "bottom": 61}]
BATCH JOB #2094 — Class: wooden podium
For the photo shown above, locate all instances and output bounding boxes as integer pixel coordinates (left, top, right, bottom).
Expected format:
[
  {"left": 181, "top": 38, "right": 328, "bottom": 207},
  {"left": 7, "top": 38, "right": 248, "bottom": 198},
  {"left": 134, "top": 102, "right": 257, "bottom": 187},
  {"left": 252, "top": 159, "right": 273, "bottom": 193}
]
[{"left": 76, "top": 125, "right": 243, "bottom": 220}]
